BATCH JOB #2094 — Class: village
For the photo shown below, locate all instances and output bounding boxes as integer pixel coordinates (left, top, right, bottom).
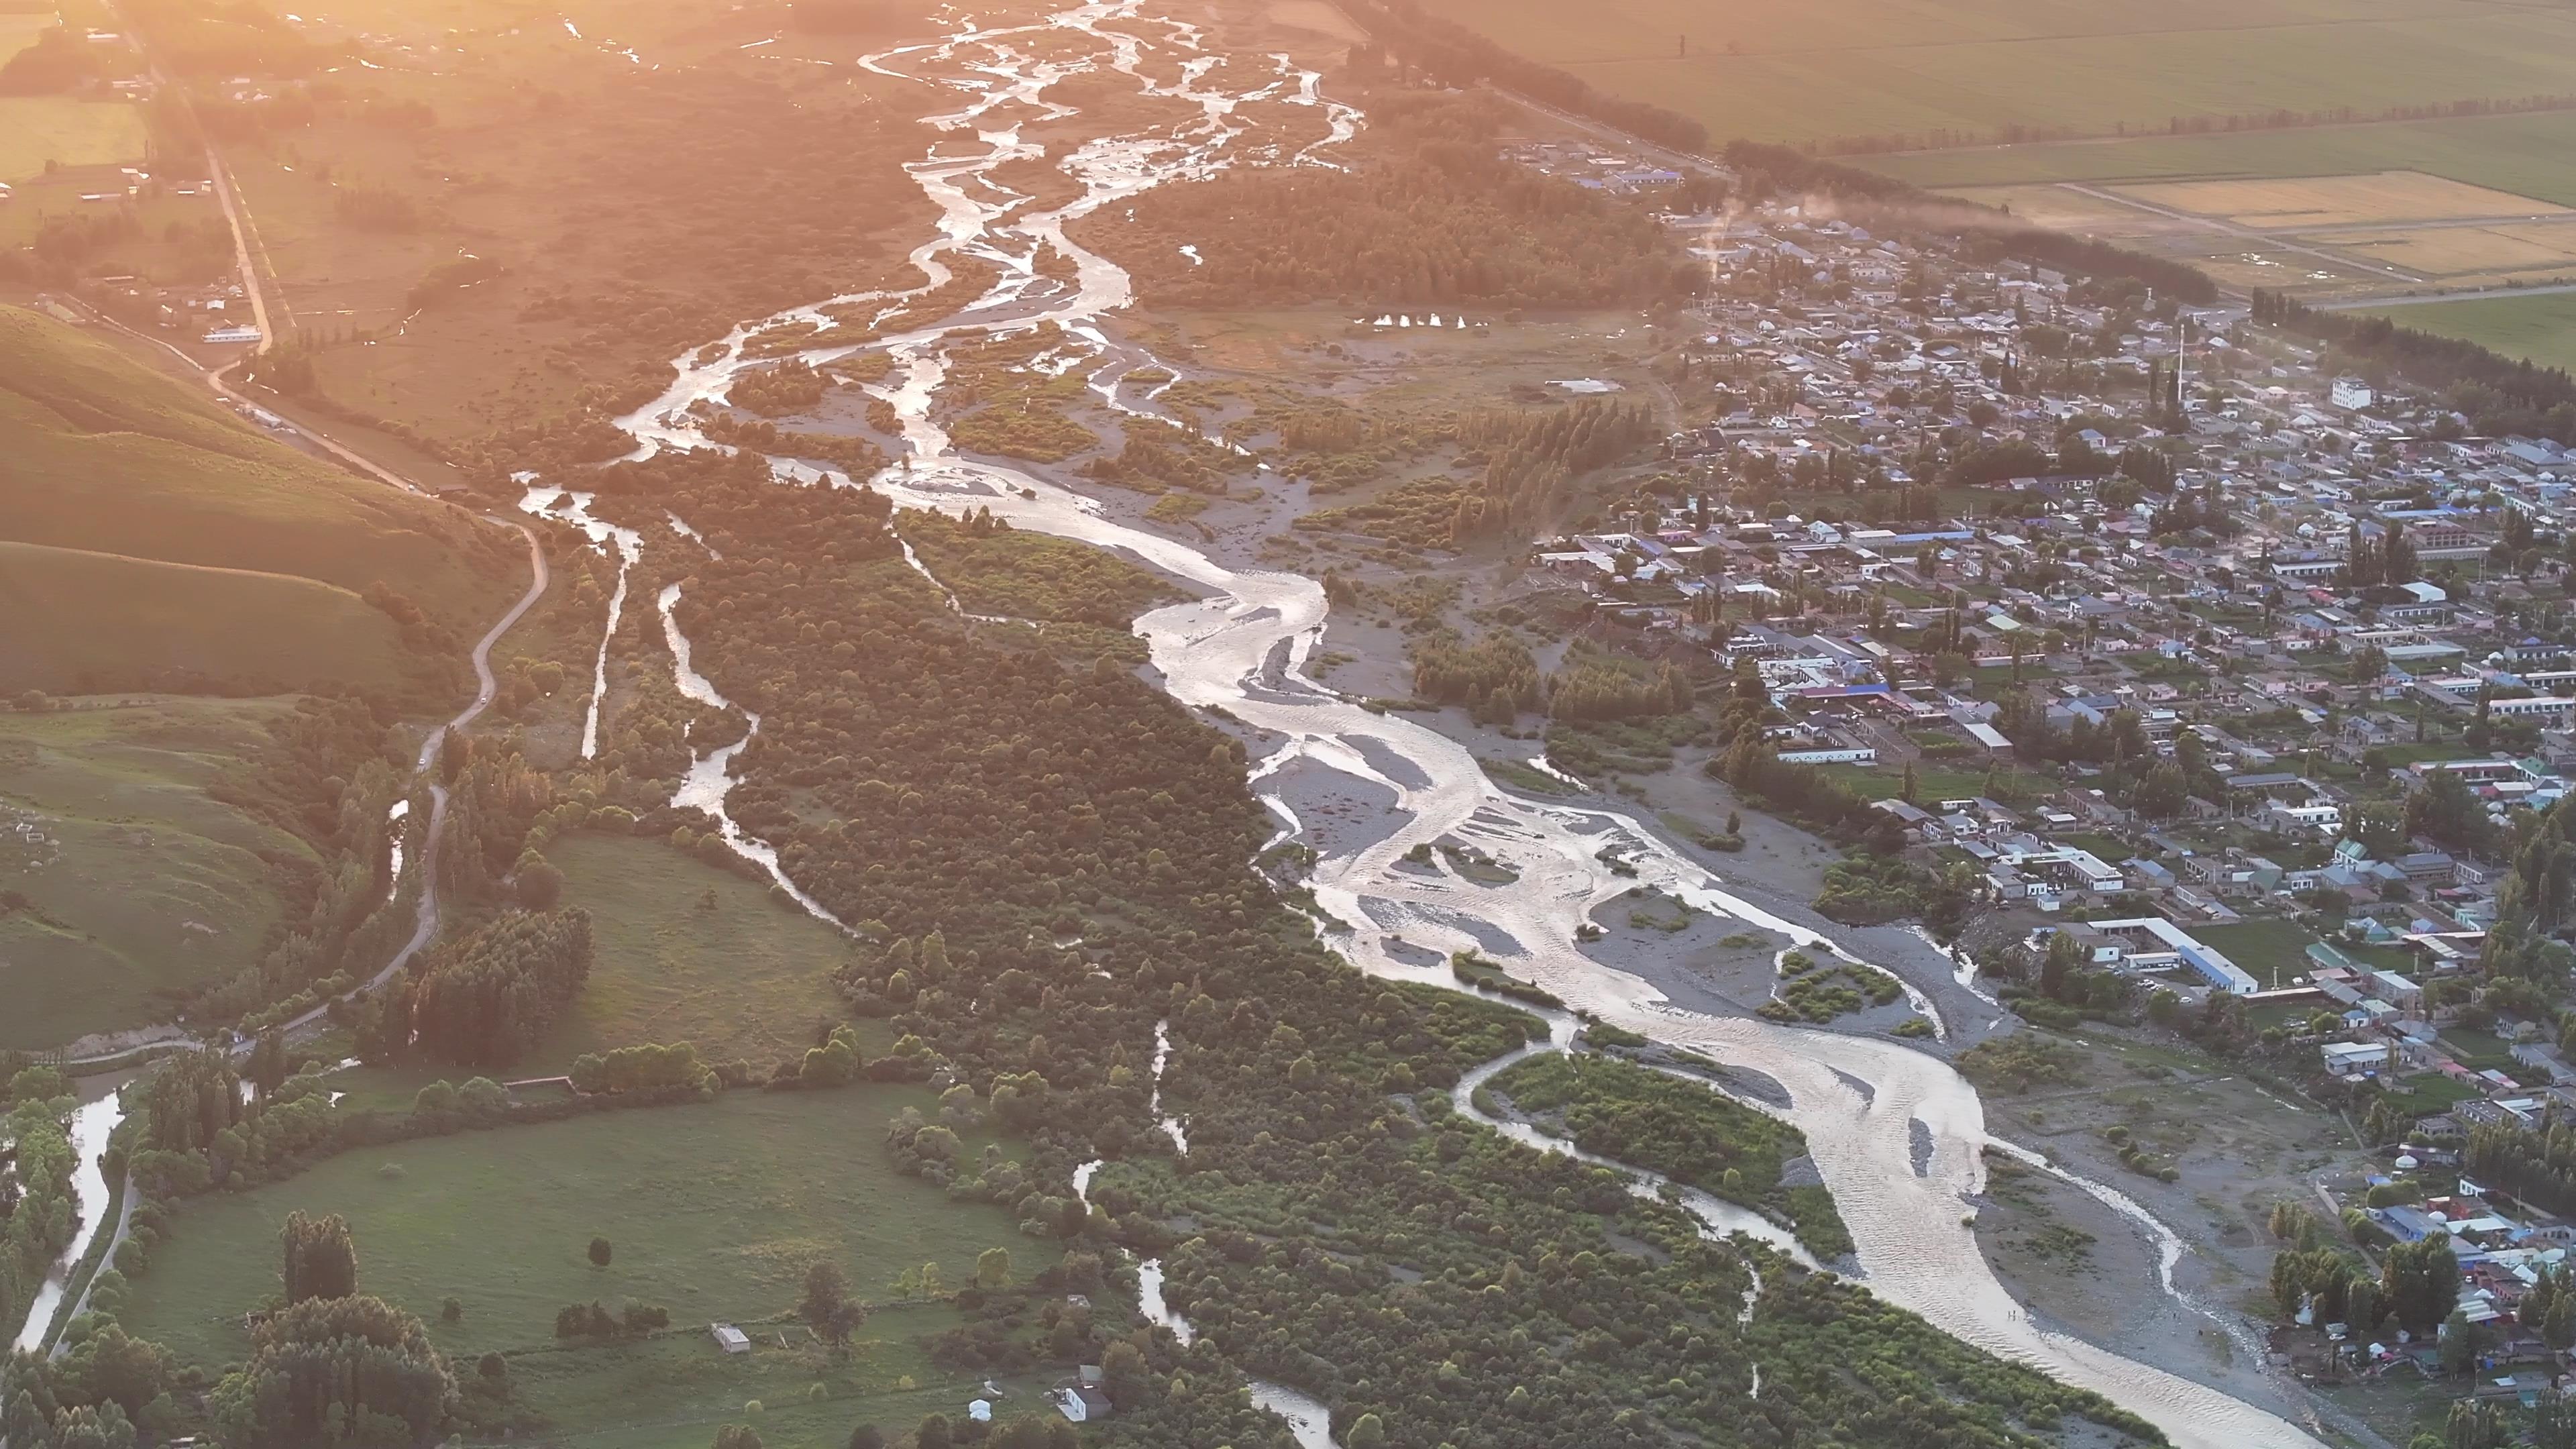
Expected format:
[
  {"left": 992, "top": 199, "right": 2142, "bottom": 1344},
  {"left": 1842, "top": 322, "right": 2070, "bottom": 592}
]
[{"left": 1440, "top": 135, "right": 2576, "bottom": 1421}]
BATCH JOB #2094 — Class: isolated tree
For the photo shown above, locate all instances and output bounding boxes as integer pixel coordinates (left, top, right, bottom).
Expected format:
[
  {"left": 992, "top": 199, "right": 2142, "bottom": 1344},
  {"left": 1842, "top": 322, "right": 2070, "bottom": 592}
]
[
  {"left": 975, "top": 1246, "right": 1011, "bottom": 1290},
  {"left": 800, "top": 1260, "right": 863, "bottom": 1346},
  {"left": 588, "top": 1236, "right": 612, "bottom": 1268},
  {"left": 281, "top": 1212, "right": 357, "bottom": 1304},
  {"left": 713, "top": 1427, "right": 764, "bottom": 1449}
]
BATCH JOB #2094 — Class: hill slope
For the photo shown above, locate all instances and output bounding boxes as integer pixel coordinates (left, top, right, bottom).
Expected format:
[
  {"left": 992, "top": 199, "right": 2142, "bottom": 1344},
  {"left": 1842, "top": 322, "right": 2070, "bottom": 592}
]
[
  {"left": 0, "top": 541, "right": 413, "bottom": 696},
  {"left": 0, "top": 696, "right": 325, "bottom": 1049},
  {"left": 0, "top": 306, "right": 513, "bottom": 696}
]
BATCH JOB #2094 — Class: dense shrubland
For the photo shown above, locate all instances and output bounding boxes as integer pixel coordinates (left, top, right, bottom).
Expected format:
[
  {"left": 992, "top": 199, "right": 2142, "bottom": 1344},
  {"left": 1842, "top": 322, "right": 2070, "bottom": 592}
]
[
  {"left": 1487, "top": 1051, "right": 1855, "bottom": 1259},
  {"left": 1077, "top": 95, "right": 1699, "bottom": 309}
]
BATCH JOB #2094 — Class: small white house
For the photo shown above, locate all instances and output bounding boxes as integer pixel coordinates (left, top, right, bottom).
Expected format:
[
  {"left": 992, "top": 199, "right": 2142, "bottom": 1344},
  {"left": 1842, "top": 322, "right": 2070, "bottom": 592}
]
[
  {"left": 1053, "top": 1386, "right": 1113, "bottom": 1422},
  {"left": 709, "top": 1323, "right": 750, "bottom": 1354}
]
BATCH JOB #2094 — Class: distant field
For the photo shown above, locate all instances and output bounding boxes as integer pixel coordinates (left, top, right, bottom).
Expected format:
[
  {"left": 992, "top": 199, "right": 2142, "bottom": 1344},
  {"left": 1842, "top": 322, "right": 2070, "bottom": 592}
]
[
  {"left": 2324, "top": 225, "right": 2576, "bottom": 280},
  {"left": 1417, "top": 0, "right": 2576, "bottom": 149},
  {"left": 0, "top": 306, "right": 512, "bottom": 639},
  {"left": 2112, "top": 172, "right": 2563, "bottom": 228},
  {"left": 0, "top": 97, "right": 148, "bottom": 181},
  {"left": 543, "top": 833, "right": 855, "bottom": 1073},
  {"left": 0, "top": 696, "right": 310, "bottom": 1049},
  {"left": 1862, "top": 110, "right": 2576, "bottom": 203},
  {"left": 120, "top": 1087, "right": 1048, "bottom": 1378},
  {"left": 2347, "top": 291, "right": 2576, "bottom": 374}
]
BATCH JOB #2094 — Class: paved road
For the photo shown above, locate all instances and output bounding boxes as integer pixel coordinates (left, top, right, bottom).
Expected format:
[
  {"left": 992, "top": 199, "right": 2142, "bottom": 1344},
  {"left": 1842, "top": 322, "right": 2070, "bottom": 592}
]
[
  {"left": 44, "top": 307, "right": 552, "bottom": 1061},
  {"left": 2055, "top": 182, "right": 2422, "bottom": 285},
  {"left": 269, "top": 526, "right": 550, "bottom": 1040}
]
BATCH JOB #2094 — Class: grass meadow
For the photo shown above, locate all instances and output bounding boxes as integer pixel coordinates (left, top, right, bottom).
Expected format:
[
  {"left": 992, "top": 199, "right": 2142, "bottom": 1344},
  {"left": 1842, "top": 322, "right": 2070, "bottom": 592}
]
[
  {"left": 1417, "top": 0, "right": 2576, "bottom": 149},
  {"left": 0, "top": 97, "right": 147, "bottom": 181},
  {"left": 118, "top": 1085, "right": 1050, "bottom": 1366},
  {"left": 541, "top": 834, "right": 858, "bottom": 1073},
  {"left": 2348, "top": 292, "right": 2576, "bottom": 373},
  {"left": 0, "top": 541, "right": 413, "bottom": 695},
  {"left": 0, "top": 696, "right": 312, "bottom": 1049}
]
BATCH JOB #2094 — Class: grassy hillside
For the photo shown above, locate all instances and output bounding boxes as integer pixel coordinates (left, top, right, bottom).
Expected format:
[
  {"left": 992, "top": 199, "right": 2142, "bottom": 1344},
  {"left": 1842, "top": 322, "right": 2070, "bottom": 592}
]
[
  {"left": 0, "top": 307, "right": 513, "bottom": 661},
  {"left": 0, "top": 696, "right": 322, "bottom": 1049},
  {"left": 0, "top": 541, "right": 412, "bottom": 696}
]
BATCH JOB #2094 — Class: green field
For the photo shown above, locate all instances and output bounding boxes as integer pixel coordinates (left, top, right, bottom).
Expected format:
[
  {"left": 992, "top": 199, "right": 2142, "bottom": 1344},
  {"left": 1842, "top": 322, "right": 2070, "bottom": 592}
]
[
  {"left": 0, "top": 696, "right": 314, "bottom": 1048},
  {"left": 119, "top": 1086, "right": 1049, "bottom": 1377},
  {"left": 0, "top": 97, "right": 147, "bottom": 181},
  {"left": 0, "top": 306, "right": 513, "bottom": 647},
  {"left": 2194, "top": 919, "right": 2335, "bottom": 991},
  {"left": 2348, "top": 291, "right": 2576, "bottom": 373},
  {"left": 1821, "top": 761, "right": 2055, "bottom": 805},
  {"left": 1862, "top": 109, "right": 2576, "bottom": 203},
  {"left": 1419, "top": 0, "right": 2576, "bottom": 150},
  {"left": 542, "top": 834, "right": 856, "bottom": 1073},
  {"left": 0, "top": 541, "right": 413, "bottom": 694}
]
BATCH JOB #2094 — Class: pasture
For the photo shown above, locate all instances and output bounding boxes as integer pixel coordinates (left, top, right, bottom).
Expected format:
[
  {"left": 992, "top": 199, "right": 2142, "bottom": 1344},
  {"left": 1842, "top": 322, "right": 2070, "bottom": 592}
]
[
  {"left": 0, "top": 696, "right": 311, "bottom": 1049},
  {"left": 0, "top": 97, "right": 146, "bottom": 181},
  {"left": 0, "top": 306, "right": 515, "bottom": 637},
  {"left": 1416, "top": 0, "right": 2576, "bottom": 150},
  {"left": 541, "top": 833, "right": 857, "bottom": 1073},
  {"left": 0, "top": 541, "right": 413, "bottom": 696},
  {"left": 118, "top": 1085, "right": 1050, "bottom": 1371}
]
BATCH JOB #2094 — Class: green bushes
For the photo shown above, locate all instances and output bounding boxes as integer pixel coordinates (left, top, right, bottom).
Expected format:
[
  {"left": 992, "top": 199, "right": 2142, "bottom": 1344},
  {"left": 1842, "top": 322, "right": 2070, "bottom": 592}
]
[
  {"left": 1489, "top": 1051, "right": 1855, "bottom": 1263},
  {"left": 1758, "top": 950, "right": 1905, "bottom": 1024}
]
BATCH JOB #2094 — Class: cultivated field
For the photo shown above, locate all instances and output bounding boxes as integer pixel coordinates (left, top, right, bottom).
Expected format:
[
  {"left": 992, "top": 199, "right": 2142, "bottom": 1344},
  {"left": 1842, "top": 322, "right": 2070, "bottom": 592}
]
[
  {"left": 1888, "top": 139, "right": 2576, "bottom": 299},
  {"left": 2108, "top": 172, "right": 2564, "bottom": 229},
  {"left": 0, "top": 97, "right": 147, "bottom": 180},
  {"left": 0, "top": 696, "right": 312, "bottom": 1049},
  {"left": 1417, "top": 0, "right": 2576, "bottom": 150},
  {"left": 2323, "top": 225, "right": 2576, "bottom": 280},
  {"left": 1862, "top": 109, "right": 2576, "bottom": 203}
]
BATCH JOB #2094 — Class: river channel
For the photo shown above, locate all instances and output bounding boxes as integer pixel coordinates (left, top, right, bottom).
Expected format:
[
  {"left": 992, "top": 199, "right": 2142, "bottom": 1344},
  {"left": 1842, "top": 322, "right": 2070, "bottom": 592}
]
[{"left": 604, "top": 5, "right": 2326, "bottom": 1446}]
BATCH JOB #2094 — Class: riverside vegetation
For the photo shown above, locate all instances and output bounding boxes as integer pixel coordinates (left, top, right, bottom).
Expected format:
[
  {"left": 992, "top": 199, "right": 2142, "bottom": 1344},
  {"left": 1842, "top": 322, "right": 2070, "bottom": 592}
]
[{"left": 7, "top": 435, "right": 2167, "bottom": 1447}]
